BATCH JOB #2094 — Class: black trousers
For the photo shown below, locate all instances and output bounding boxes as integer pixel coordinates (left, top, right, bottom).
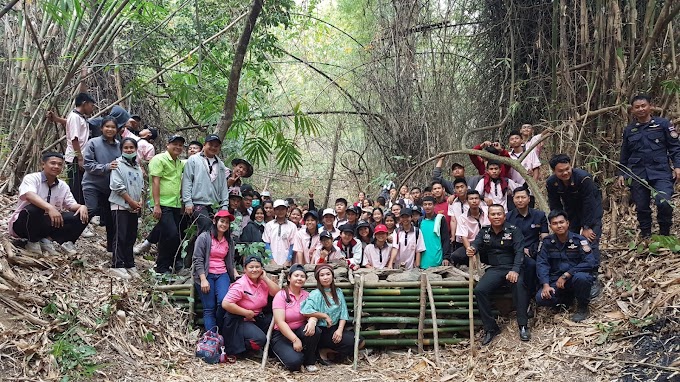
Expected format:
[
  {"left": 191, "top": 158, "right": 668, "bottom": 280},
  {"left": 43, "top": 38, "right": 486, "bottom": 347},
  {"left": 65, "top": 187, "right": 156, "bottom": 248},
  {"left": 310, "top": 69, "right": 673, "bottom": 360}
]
[
  {"left": 111, "top": 210, "right": 138, "bottom": 268},
  {"left": 66, "top": 162, "right": 85, "bottom": 205},
  {"left": 83, "top": 187, "right": 114, "bottom": 251},
  {"left": 448, "top": 246, "right": 469, "bottom": 265},
  {"left": 473, "top": 266, "right": 529, "bottom": 331},
  {"left": 13, "top": 204, "right": 87, "bottom": 244},
  {"left": 271, "top": 326, "right": 321, "bottom": 371},
  {"left": 154, "top": 206, "right": 183, "bottom": 273},
  {"left": 318, "top": 324, "right": 355, "bottom": 358}
]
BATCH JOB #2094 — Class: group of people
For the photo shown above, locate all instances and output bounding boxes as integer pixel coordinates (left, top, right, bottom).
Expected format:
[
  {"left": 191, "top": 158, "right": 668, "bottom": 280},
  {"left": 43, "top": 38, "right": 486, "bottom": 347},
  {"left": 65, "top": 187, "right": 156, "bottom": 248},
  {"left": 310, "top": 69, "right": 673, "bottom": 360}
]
[{"left": 7, "top": 93, "right": 679, "bottom": 368}]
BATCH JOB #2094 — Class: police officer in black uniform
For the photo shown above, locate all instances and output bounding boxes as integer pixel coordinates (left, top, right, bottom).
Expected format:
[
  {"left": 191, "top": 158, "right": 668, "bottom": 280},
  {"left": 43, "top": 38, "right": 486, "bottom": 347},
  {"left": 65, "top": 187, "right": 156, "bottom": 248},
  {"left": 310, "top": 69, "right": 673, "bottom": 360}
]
[
  {"left": 535, "top": 210, "right": 598, "bottom": 322},
  {"left": 546, "top": 154, "right": 603, "bottom": 244},
  {"left": 468, "top": 204, "right": 530, "bottom": 345},
  {"left": 618, "top": 94, "right": 680, "bottom": 238}
]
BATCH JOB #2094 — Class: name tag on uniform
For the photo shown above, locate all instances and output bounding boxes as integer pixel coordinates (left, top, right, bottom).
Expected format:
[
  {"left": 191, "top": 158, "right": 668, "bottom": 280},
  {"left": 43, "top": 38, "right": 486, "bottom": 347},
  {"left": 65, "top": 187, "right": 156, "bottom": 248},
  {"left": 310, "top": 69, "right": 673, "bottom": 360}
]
[{"left": 502, "top": 233, "right": 512, "bottom": 240}]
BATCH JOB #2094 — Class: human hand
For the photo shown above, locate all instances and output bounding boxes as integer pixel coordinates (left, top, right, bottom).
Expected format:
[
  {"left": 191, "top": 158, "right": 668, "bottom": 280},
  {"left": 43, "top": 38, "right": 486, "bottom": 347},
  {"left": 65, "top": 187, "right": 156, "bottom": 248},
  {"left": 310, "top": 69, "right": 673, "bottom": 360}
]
[
  {"left": 109, "top": 160, "right": 118, "bottom": 170},
  {"left": 482, "top": 141, "right": 492, "bottom": 148},
  {"left": 292, "top": 337, "right": 303, "bottom": 352},
  {"left": 674, "top": 168, "right": 680, "bottom": 184},
  {"left": 201, "top": 279, "right": 210, "bottom": 294},
  {"left": 506, "top": 271, "right": 519, "bottom": 283},
  {"left": 447, "top": 194, "right": 456, "bottom": 204},
  {"left": 323, "top": 314, "right": 332, "bottom": 327},
  {"left": 45, "top": 110, "right": 55, "bottom": 122},
  {"left": 492, "top": 142, "right": 502, "bottom": 150},
  {"left": 129, "top": 200, "right": 141, "bottom": 212},
  {"left": 332, "top": 328, "right": 343, "bottom": 343},
  {"left": 77, "top": 157, "right": 84, "bottom": 170},
  {"left": 153, "top": 205, "right": 162, "bottom": 220},
  {"left": 442, "top": 259, "right": 450, "bottom": 266},
  {"left": 616, "top": 176, "right": 625, "bottom": 188},
  {"left": 466, "top": 246, "right": 476, "bottom": 257},
  {"left": 523, "top": 248, "right": 530, "bottom": 257},
  {"left": 582, "top": 228, "right": 596, "bottom": 242},
  {"left": 48, "top": 207, "right": 64, "bottom": 228},
  {"left": 184, "top": 205, "right": 194, "bottom": 216},
  {"left": 303, "top": 320, "right": 317, "bottom": 336},
  {"left": 243, "top": 310, "right": 256, "bottom": 320},
  {"left": 541, "top": 284, "right": 555, "bottom": 300},
  {"left": 556, "top": 273, "right": 569, "bottom": 289},
  {"left": 484, "top": 198, "right": 493, "bottom": 206},
  {"left": 74, "top": 205, "right": 89, "bottom": 224}
]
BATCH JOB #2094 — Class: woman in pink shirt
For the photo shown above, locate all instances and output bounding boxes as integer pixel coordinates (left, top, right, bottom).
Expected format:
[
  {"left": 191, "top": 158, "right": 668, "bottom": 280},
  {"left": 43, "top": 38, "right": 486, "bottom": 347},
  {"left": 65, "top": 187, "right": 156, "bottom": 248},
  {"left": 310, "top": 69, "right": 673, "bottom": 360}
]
[
  {"left": 221, "top": 256, "right": 280, "bottom": 357},
  {"left": 192, "top": 210, "right": 236, "bottom": 332},
  {"left": 271, "top": 264, "right": 321, "bottom": 371}
]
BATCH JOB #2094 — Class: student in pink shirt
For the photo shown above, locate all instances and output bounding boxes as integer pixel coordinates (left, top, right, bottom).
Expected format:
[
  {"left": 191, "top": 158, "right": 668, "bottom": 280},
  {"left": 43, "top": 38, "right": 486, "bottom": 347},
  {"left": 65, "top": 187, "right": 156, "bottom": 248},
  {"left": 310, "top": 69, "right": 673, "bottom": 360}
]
[
  {"left": 271, "top": 264, "right": 321, "bottom": 372},
  {"left": 445, "top": 190, "right": 489, "bottom": 265},
  {"left": 63, "top": 93, "right": 96, "bottom": 204},
  {"left": 222, "top": 256, "right": 280, "bottom": 357},
  {"left": 192, "top": 210, "right": 236, "bottom": 332},
  {"left": 364, "top": 224, "right": 392, "bottom": 269},
  {"left": 388, "top": 208, "right": 426, "bottom": 269},
  {"left": 293, "top": 211, "right": 320, "bottom": 264},
  {"left": 312, "top": 231, "right": 344, "bottom": 264}
]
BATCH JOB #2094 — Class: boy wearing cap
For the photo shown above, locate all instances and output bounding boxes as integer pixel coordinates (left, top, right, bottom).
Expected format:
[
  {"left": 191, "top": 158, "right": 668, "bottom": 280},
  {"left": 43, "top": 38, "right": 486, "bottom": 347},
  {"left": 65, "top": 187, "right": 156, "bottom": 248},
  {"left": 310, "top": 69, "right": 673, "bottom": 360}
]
[
  {"left": 335, "top": 224, "right": 365, "bottom": 268},
  {"left": 182, "top": 134, "right": 230, "bottom": 235},
  {"left": 226, "top": 158, "right": 254, "bottom": 191},
  {"left": 63, "top": 93, "right": 96, "bottom": 204},
  {"left": 433, "top": 157, "right": 482, "bottom": 194},
  {"left": 8, "top": 153, "right": 89, "bottom": 255},
  {"left": 388, "top": 208, "right": 426, "bottom": 270},
  {"left": 263, "top": 199, "right": 299, "bottom": 265},
  {"left": 363, "top": 224, "right": 392, "bottom": 269},
  {"left": 149, "top": 135, "right": 186, "bottom": 273},
  {"left": 312, "top": 231, "right": 343, "bottom": 263},
  {"left": 293, "top": 211, "right": 321, "bottom": 264},
  {"left": 319, "top": 208, "right": 340, "bottom": 240},
  {"left": 420, "top": 196, "right": 451, "bottom": 269}
]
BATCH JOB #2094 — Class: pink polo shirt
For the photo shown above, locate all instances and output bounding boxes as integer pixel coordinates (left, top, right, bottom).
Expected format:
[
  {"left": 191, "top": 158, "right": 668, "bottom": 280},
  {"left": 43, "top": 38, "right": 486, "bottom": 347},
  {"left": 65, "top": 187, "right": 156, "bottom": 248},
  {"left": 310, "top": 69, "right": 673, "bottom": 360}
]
[
  {"left": 64, "top": 110, "right": 89, "bottom": 163},
  {"left": 292, "top": 229, "right": 321, "bottom": 264},
  {"left": 311, "top": 245, "right": 344, "bottom": 264},
  {"left": 121, "top": 129, "right": 155, "bottom": 162},
  {"left": 224, "top": 275, "right": 270, "bottom": 320},
  {"left": 272, "top": 289, "right": 310, "bottom": 330},
  {"left": 8, "top": 172, "right": 78, "bottom": 237},
  {"left": 207, "top": 236, "right": 229, "bottom": 274},
  {"left": 391, "top": 226, "right": 426, "bottom": 270},
  {"left": 455, "top": 206, "right": 490, "bottom": 242},
  {"left": 262, "top": 219, "right": 298, "bottom": 265},
  {"left": 364, "top": 242, "right": 392, "bottom": 269}
]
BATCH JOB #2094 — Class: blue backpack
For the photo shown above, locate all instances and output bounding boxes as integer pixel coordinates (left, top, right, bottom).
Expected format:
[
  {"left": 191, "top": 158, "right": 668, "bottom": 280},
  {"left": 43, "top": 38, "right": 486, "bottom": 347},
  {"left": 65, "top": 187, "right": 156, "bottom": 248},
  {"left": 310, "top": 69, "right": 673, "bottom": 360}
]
[{"left": 195, "top": 327, "right": 224, "bottom": 364}]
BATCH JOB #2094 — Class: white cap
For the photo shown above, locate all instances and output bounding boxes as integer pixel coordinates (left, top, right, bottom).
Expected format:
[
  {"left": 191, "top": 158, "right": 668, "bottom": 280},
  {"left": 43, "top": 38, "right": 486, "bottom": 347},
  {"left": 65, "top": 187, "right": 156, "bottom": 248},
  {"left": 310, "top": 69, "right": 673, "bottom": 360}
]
[
  {"left": 273, "top": 199, "right": 287, "bottom": 209},
  {"left": 261, "top": 191, "right": 271, "bottom": 197},
  {"left": 322, "top": 208, "right": 336, "bottom": 217}
]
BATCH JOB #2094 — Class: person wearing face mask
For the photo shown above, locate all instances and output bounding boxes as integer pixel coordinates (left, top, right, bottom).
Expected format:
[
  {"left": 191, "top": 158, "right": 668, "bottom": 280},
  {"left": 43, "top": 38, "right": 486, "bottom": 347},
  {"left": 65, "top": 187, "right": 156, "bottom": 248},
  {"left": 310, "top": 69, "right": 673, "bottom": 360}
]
[
  {"left": 108, "top": 138, "right": 144, "bottom": 280},
  {"left": 271, "top": 264, "right": 321, "bottom": 372}
]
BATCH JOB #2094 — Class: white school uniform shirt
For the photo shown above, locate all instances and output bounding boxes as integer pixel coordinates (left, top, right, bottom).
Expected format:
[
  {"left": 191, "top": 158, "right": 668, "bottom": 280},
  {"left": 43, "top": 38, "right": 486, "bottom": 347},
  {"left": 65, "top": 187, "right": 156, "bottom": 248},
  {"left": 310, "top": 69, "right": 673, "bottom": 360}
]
[
  {"left": 509, "top": 147, "right": 541, "bottom": 185},
  {"left": 391, "top": 226, "right": 426, "bottom": 270}
]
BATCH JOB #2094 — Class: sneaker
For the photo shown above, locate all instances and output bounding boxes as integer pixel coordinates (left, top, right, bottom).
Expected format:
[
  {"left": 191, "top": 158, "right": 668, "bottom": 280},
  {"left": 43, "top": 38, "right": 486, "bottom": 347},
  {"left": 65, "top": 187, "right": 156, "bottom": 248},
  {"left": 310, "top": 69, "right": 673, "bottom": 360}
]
[
  {"left": 91, "top": 216, "right": 101, "bottom": 225},
  {"left": 126, "top": 267, "right": 141, "bottom": 279},
  {"left": 25, "top": 241, "right": 42, "bottom": 255},
  {"left": 40, "top": 239, "right": 58, "bottom": 255},
  {"left": 571, "top": 305, "right": 589, "bottom": 322},
  {"left": 305, "top": 365, "right": 319, "bottom": 372},
  {"left": 60, "top": 241, "right": 78, "bottom": 255},
  {"left": 109, "top": 268, "right": 131, "bottom": 280},
  {"left": 81, "top": 227, "right": 95, "bottom": 238},
  {"left": 133, "top": 240, "right": 152, "bottom": 255}
]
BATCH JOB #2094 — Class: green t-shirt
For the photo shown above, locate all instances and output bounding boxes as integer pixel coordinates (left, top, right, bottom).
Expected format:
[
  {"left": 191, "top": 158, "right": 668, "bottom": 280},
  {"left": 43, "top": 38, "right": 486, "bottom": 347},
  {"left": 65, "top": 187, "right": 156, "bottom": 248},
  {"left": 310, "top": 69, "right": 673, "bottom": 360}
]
[
  {"left": 420, "top": 217, "right": 443, "bottom": 269},
  {"left": 300, "top": 287, "right": 349, "bottom": 327},
  {"left": 148, "top": 151, "right": 184, "bottom": 208}
]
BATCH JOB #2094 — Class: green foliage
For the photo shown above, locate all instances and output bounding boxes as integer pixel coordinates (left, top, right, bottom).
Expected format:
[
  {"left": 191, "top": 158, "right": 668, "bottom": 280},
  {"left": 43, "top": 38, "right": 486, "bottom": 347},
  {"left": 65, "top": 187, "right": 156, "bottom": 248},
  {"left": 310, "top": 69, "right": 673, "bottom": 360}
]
[
  {"left": 51, "top": 325, "right": 101, "bottom": 381},
  {"left": 181, "top": 223, "right": 198, "bottom": 259},
  {"left": 142, "top": 331, "right": 156, "bottom": 343},
  {"left": 235, "top": 242, "right": 271, "bottom": 263},
  {"left": 595, "top": 321, "right": 619, "bottom": 344},
  {"left": 645, "top": 235, "right": 680, "bottom": 254}
]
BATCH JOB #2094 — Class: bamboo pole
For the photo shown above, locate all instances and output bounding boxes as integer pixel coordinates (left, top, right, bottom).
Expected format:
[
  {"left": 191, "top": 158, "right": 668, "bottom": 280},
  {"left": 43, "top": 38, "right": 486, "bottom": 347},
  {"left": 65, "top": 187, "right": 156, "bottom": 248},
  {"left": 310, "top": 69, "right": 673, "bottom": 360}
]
[
  {"left": 362, "top": 308, "right": 479, "bottom": 315},
  {"left": 426, "top": 277, "right": 440, "bottom": 366},
  {"left": 352, "top": 274, "right": 364, "bottom": 370},
  {"left": 362, "top": 280, "right": 469, "bottom": 288},
  {"left": 260, "top": 270, "right": 285, "bottom": 370},
  {"left": 360, "top": 327, "right": 468, "bottom": 337},
  {"left": 360, "top": 316, "right": 480, "bottom": 326},
  {"left": 362, "top": 295, "right": 470, "bottom": 302},
  {"left": 362, "top": 288, "right": 469, "bottom": 296},
  {"left": 468, "top": 255, "right": 476, "bottom": 355},
  {"left": 361, "top": 301, "right": 475, "bottom": 308},
  {"left": 364, "top": 338, "right": 464, "bottom": 347},
  {"left": 417, "top": 273, "right": 426, "bottom": 354}
]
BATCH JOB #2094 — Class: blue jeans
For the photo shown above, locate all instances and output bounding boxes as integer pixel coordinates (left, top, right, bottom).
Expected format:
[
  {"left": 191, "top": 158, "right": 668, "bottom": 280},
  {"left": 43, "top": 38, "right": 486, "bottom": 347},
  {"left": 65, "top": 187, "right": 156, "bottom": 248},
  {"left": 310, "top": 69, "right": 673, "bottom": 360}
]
[{"left": 196, "top": 273, "right": 231, "bottom": 331}]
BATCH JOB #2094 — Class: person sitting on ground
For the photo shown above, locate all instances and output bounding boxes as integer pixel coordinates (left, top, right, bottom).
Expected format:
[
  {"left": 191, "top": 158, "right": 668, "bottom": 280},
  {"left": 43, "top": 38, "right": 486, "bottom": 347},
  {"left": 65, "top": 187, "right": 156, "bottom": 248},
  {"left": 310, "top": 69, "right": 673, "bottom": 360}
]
[
  {"left": 469, "top": 141, "right": 513, "bottom": 178},
  {"left": 300, "top": 264, "right": 363, "bottom": 363},
  {"left": 388, "top": 208, "right": 426, "bottom": 270},
  {"left": 8, "top": 152, "right": 88, "bottom": 255},
  {"left": 363, "top": 224, "right": 391, "bottom": 269},
  {"left": 271, "top": 264, "right": 321, "bottom": 372},
  {"left": 433, "top": 158, "right": 482, "bottom": 194},
  {"left": 262, "top": 199, "right": 298, "bottom": 266},
  {"left": 182, "top": 134, "right": 229, "bottom": 235},
  {"left": 82, "top": 116, "right": 121, "bottom": 254},
  {"left": 193, "top": 210, "right": 236, "bottom": 332},
  {"left": 239, "top": 206, "right": 266, "bottom": 244},
  {"left": 546, "top": 154, "right": 603, "bottom": 243},
  {"left": 536, "top": 210, "right": 598, "bottom": 322},
  {"left": 419, "top": 196, "right": 450, "bottom": 269},
  {"left": 221, "top": 256, "right": 280, "bottom": 359},
  {"left": 319, "top": 208, "right": 341, "bottom": 240},
  {"left": 445, "top": 190, "right": 489, "bottom": 266},
  {"left": 475, "top": 160, "right": 519, "bottom": 212},
  {"left": 312, "top": 231, "right": 343, "bottom": 264},
  {"left": 293, "top": 211, "right": 320, "bottom": 264},
  {"left": 469, "top": 204, "right": 530, "bottom": 345},
  {"left": 225, "top": 158, "right": 253, "bottom": 191},
  {"left": 108, "top": 138, "right": 144, "bottom": 280},
  {"left": 335, "top": 224, "right": 365, "bottom": 268}
]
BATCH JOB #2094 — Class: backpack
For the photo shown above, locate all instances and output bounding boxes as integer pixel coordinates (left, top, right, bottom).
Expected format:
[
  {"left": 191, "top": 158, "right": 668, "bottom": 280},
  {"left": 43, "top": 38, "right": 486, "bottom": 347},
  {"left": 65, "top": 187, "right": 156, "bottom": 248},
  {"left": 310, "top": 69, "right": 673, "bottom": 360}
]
[{"left": 195, "top": 327, "right": 224, "bottom": 364}]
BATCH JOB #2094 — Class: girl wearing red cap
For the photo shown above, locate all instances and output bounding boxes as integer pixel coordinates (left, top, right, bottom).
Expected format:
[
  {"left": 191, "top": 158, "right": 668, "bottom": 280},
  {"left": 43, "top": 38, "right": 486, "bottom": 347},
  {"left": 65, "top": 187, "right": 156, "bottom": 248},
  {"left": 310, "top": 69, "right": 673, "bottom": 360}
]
[
  {"left": 363, "top": 224, "right": 392, "bottom": 269},
  {"left": 192, "top": 210, "right": 237, "bottom": 332}
]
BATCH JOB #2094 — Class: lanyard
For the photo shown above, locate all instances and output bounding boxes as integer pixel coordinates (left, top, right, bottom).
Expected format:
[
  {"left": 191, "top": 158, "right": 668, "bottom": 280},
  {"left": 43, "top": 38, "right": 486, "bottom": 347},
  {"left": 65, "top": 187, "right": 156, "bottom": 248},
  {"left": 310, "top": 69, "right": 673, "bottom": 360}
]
[
  {"left": 376, "top": 243, "right": 389, "bottom": 263},
  {"left": 205, "top": 157, "right": 216, "bottom": 176}
]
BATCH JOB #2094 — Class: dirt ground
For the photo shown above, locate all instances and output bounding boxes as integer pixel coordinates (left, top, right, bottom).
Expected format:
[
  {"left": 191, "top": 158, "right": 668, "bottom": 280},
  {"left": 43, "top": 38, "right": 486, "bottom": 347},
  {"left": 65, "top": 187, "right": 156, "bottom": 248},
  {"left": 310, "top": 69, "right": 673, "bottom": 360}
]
[{"left": 0, "top": 193, "right": 678, "bottom": 382}]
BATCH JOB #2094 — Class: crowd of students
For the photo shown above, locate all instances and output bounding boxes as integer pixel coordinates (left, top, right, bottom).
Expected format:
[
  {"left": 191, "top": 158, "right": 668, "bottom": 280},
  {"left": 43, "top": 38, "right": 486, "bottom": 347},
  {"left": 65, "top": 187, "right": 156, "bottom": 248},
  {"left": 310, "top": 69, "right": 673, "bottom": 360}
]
[{"left": 8, "top": 93, "right": 679, "bottom": 370}]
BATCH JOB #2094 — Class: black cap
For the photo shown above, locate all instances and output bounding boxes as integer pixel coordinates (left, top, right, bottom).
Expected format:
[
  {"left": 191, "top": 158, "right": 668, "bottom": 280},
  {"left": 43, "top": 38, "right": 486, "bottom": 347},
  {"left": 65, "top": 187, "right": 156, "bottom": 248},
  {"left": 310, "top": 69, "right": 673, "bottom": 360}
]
[
  {"left": 320, "top": 230, "right": 333, "bottom": 240},
  {"left": 168, "top": 135, "right": 185, "bottom": 144},
  {"left": 205, "top": 134, "right": 222, "bottom": 144},
  {"left": 75, "top": 93, "right": 96, "bottom": 106},
  {"left": 231, "top": 158, "right": 253, "bottom": 178},
  {"left": 355, "top": 220, "right": 372, "bottom": 234},
  {"left": 411, "top": 206, "right": 423, "bottom": 215},
  {"left": 400, "top": 208, "right": 413, "bottom": 217},
  {"left": 130, "top": 114, "right": 142, "bottom": 121},
  {"left": 339, "top": 224, "right": 355, "bottom": 234},
  {"left": 146, "top": 128, "right": 158, "bottom": 140},
  {"left": 303, "top": 210, "right": 319, "bottom": 221},
  {"left": 347, "top": 206, "right": 361, "bottom": 215},
  {"left": 451, "top": 162, "right": 465, "bottom": 169},
  {"left": 42, "top": 152, "right": 64, "bottom": 161}
]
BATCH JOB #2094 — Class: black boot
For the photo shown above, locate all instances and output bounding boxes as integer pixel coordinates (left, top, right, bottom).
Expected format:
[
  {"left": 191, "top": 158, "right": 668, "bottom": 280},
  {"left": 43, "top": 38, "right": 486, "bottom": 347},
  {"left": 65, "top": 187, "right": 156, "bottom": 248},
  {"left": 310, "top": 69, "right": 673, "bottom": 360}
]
[
  {"left": 481, "top": 328, "right": 499, "bottom": 346},
  {"left": 519, "top": 325, "right": 531, "bottom": 341},
  {"left": 571, "top": 304, "right": 589, "bottom": 322},
  {"left": 659, "top": 226, "right": 671, "bottom": 236}
]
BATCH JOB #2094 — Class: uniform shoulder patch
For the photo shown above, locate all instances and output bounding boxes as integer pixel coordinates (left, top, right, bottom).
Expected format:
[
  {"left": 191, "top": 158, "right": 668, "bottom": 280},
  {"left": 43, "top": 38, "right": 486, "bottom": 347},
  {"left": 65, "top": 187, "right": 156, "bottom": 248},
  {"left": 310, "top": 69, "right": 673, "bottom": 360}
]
[{"left": 580, "top": 239, "right": 592, "bottom": 252}]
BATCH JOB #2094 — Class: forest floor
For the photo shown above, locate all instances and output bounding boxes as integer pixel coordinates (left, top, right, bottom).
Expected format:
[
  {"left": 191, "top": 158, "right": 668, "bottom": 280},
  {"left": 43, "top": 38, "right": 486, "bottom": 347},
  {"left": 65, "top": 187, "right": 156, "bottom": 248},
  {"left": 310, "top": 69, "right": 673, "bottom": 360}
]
[{"left": 0, "top": 193, "right": 678, "bottom": 382}]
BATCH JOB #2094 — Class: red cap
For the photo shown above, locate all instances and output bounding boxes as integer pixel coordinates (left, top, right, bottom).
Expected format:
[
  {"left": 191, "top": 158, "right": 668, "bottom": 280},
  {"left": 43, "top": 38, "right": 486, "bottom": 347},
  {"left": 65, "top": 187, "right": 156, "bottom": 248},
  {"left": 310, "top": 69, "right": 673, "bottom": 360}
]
[
  {"left": 214, "top": 210, "right": 234, "bottom": 222},
  {"left": 374, "top": 224, "right": 388, "bottom": 234}
]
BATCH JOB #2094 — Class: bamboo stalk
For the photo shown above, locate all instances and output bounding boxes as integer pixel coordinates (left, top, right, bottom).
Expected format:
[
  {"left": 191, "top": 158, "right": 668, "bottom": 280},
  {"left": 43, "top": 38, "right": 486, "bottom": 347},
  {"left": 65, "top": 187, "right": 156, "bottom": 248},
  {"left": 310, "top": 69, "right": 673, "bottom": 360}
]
[
  {"left": 154, "top": 284, "right": 193, "bottom": 291},
  {"left": 468, "top": 255, "right": 476, "bottom": 355},
  {"left": 362, "top": 280, "right": 469, "bottom": 288},
  {"left": 352, "top": 274, "right": 364, "bottom": 370},
  {"left": 361, "top": 316, "right": 480, "bottom": 326},
  {"left": 364, "top": 338, "right": 464, "bottom": 347},
  {"left": 417, "top": 273, "right": 426, "bottom": 354},
  {"left": 362, "top": 288, "right": 469, "bottom": 296},
  {"left": 361, "top": 301, "right": 475, "bottom": 308},
  {"left": 360, "top": 327, "right": 468, "bottom": 337},
  {"left": 426, "top": 277, "right": 440, "bottom": 366},
  {"left": 361, "top": 308, "right": 480, "bottom": 315},
  {"left": 189, "top": 266, "right": 196, "bottom": 326},
  {"left": 260, "top": 270, "right": 285, "bottom": 370},
  {"left": 362, "top": 295, "right": 470, "bottom": 302}
]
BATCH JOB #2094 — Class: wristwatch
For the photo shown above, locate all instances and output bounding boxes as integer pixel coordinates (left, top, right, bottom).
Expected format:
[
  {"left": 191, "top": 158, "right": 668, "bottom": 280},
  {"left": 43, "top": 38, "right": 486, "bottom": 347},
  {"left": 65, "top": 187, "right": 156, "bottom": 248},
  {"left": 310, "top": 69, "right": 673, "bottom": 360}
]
[{"left": 561, "top": 273, "right": 569, "bottom": 279}]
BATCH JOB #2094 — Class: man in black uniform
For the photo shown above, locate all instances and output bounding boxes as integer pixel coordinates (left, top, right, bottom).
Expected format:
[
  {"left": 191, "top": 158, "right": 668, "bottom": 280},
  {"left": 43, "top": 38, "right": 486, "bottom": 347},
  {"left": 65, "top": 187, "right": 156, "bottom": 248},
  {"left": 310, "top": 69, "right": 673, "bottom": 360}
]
[
  {"left": 469, "top": 204, "right": 530, "bottom": 345},
  {"left": 618, "top": 94, "right": 680, "bottom": 238},
  {"left": 546, "top": 154, "right": 603, "bottom": 243},
  {"left": 536, "top": 210, "right": 598, "bottom": 322}
]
